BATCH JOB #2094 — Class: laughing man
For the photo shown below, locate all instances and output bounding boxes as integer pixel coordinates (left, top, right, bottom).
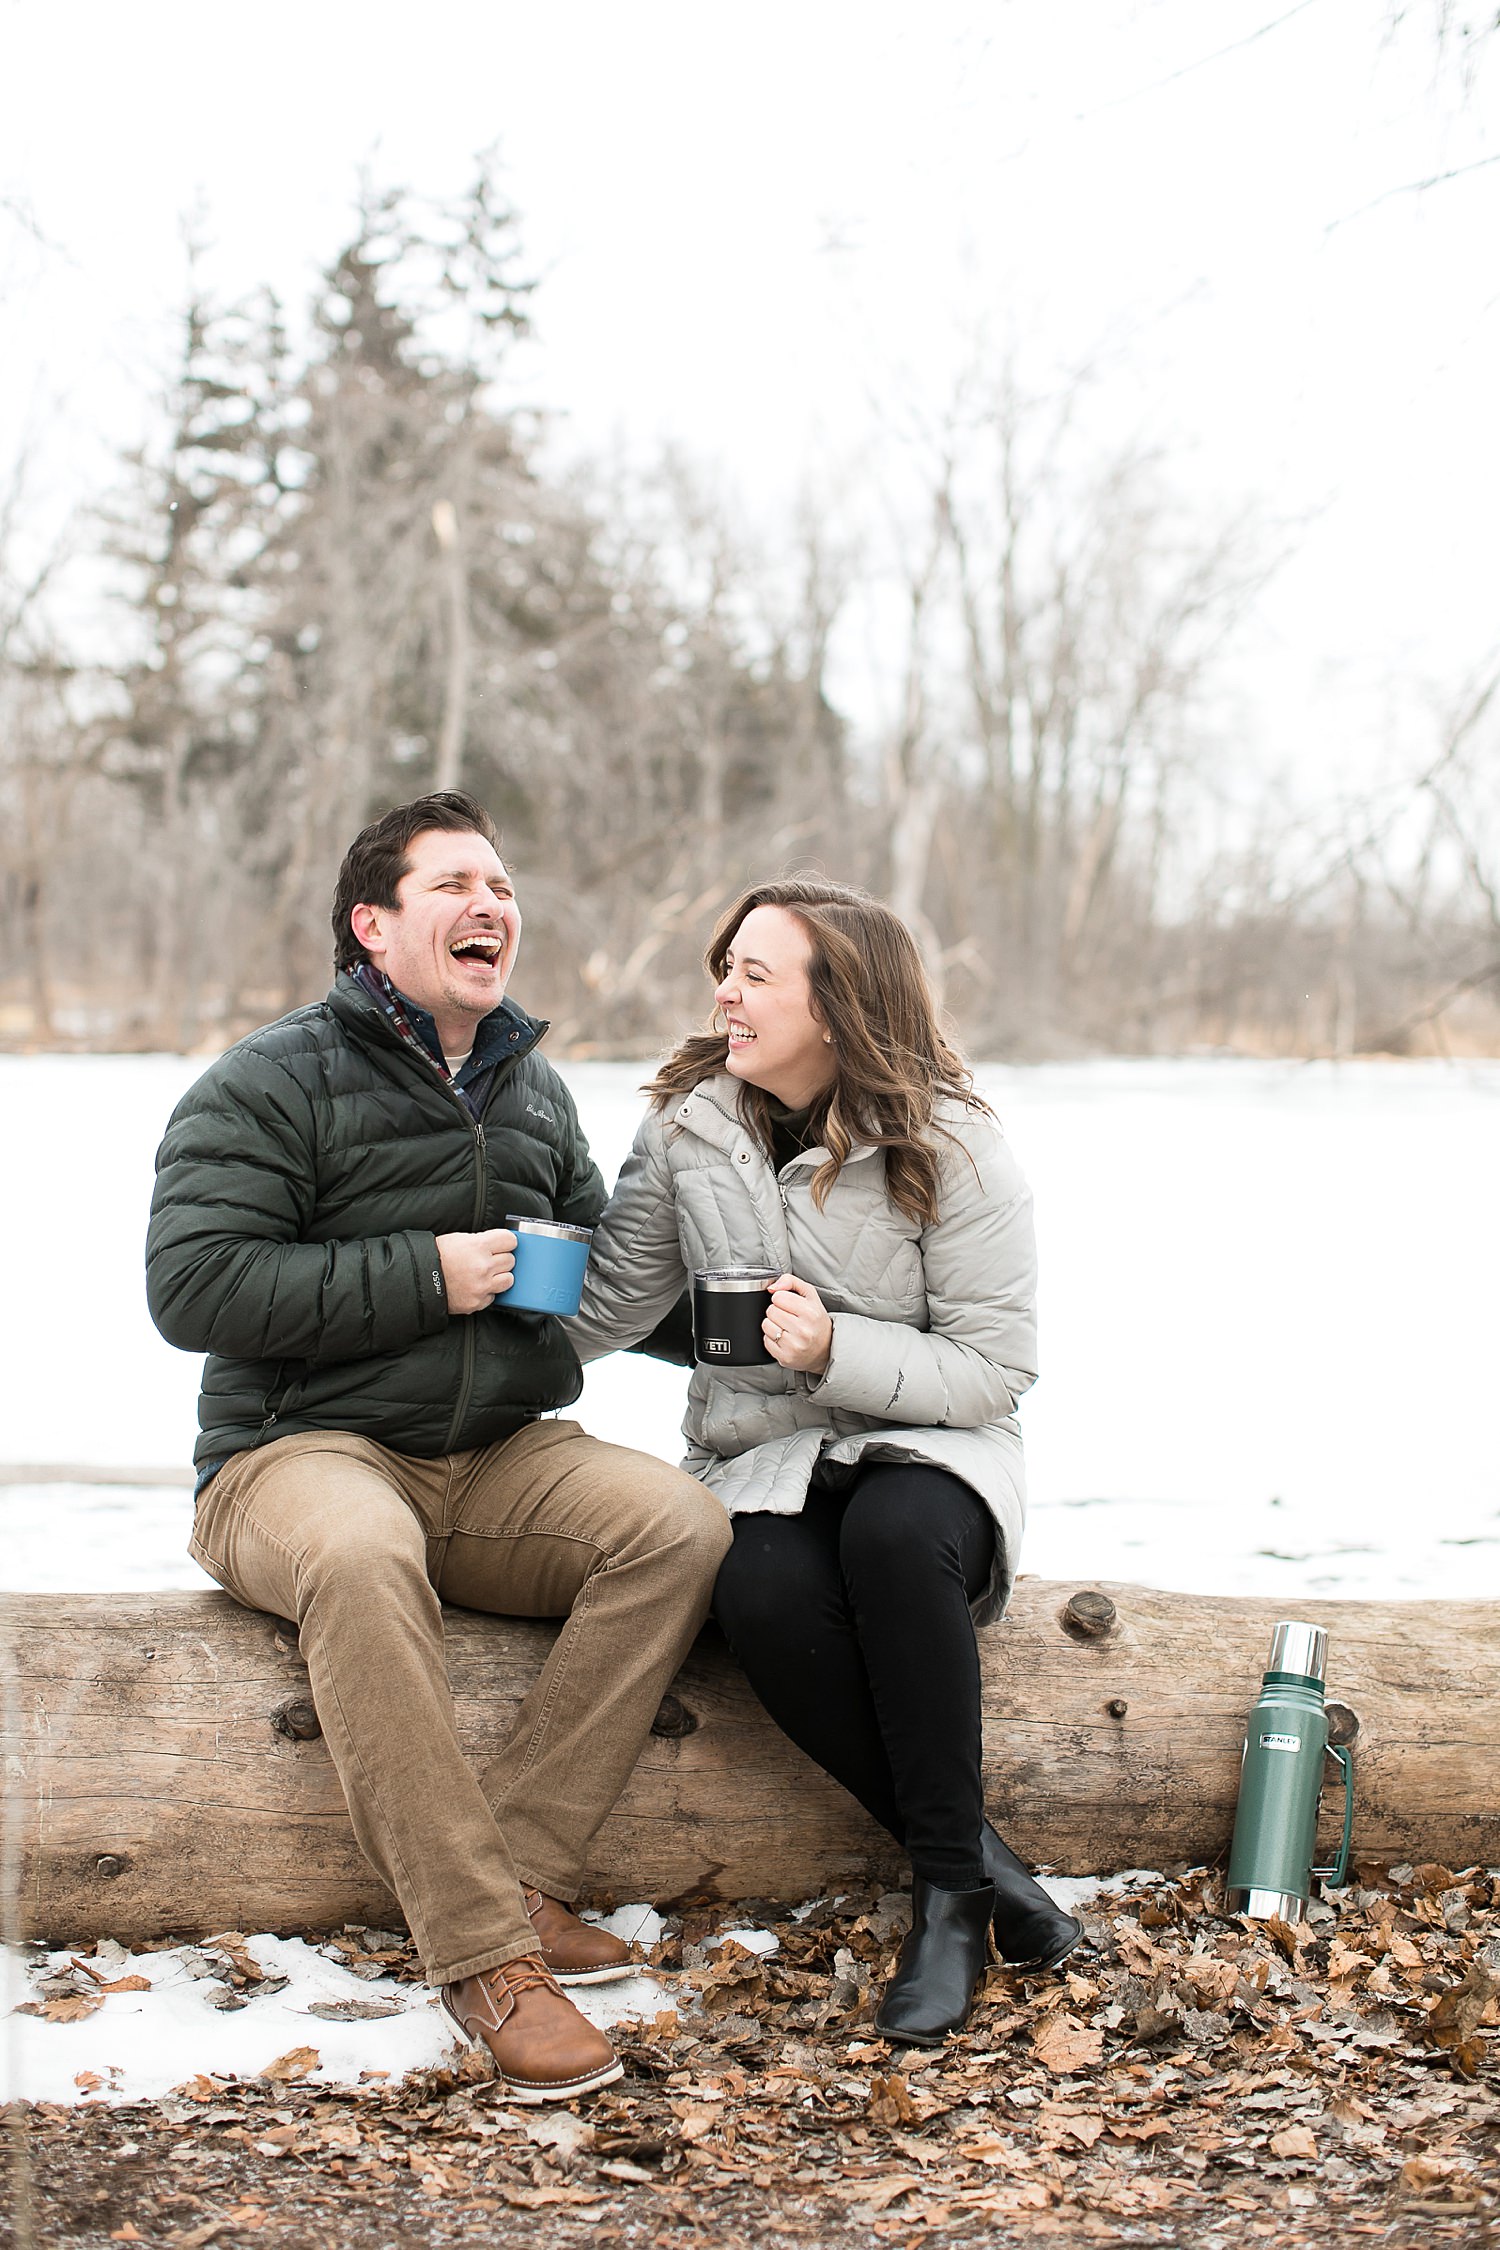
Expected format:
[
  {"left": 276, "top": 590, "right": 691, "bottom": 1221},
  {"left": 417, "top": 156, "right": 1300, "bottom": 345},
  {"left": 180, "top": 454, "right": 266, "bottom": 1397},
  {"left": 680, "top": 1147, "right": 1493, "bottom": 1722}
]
[{"left": 146, "top": 790, "right": 730, "bottom": 2104}]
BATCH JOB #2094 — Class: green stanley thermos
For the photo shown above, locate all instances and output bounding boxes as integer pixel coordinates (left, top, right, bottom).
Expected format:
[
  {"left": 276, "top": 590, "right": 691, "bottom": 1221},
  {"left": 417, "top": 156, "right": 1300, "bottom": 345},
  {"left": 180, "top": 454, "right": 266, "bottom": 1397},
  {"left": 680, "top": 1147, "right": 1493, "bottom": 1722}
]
[{"left": 1225, "top": 1620, "right": 1354, "bottom": 1922}]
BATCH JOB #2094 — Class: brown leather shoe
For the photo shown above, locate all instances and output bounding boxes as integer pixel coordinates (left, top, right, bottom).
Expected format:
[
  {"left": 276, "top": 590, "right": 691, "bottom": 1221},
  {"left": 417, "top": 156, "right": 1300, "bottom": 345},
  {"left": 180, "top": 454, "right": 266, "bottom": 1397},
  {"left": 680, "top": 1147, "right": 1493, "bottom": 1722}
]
[
  {"left": 441, "top": 1954, "right": 622, "bottom": 2104},
  {"left": 525, "top": 1887, "right": 637, "bottom": 1985}
]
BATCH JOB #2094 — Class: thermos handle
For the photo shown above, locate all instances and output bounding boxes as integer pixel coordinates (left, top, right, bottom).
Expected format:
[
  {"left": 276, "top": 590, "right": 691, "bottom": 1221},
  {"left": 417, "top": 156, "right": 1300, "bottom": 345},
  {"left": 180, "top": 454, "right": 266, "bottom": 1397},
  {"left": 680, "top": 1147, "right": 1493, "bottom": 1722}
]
[{"left": 1311, "top": 1743, "right": 1355, "bottom": 1885}]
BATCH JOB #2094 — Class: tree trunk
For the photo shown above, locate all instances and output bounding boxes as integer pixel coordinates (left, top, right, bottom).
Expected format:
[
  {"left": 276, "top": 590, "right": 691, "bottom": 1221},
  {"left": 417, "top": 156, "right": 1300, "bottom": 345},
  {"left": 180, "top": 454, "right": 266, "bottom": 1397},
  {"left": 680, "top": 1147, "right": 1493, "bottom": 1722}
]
[
  {"left": 430, "top": 498, "right": 471, "bottom": 793},
  {"left": 2, "top": 1582, "right": 1494, "bottom": 1944}
]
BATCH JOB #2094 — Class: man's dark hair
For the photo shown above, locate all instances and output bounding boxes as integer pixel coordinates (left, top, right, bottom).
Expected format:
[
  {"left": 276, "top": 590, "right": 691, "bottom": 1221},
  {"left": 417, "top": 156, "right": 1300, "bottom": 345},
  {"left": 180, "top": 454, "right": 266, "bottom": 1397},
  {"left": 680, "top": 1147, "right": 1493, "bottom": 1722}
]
[{"left": 331, "top": 791, "right": 500, "bottom": 972}]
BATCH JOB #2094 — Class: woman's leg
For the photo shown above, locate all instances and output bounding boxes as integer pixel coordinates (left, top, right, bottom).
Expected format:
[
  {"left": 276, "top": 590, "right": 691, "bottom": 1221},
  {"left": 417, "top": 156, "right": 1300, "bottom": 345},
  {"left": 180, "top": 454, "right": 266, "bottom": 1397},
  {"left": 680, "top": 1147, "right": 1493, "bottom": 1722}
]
[
  {"left": 711, "top": 1495, "right": 906, "bottom": 1839},
  {"left": 837, "top": 1462, "right": 1082, "bottom": 1972},
  {"left": 834, "top": 1462, "right": 994, "bottom": 1890}
]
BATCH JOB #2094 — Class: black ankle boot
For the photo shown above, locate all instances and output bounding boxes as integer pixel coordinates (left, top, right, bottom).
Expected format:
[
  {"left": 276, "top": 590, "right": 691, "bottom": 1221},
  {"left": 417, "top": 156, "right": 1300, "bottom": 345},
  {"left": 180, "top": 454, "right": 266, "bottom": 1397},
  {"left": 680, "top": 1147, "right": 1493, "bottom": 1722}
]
[
  {"left": 873, "top": 1879, "right": 996, "bottom": 2047},
  {"left": 982, "top": 1821, "right": 1082, "bottom": 1970}
]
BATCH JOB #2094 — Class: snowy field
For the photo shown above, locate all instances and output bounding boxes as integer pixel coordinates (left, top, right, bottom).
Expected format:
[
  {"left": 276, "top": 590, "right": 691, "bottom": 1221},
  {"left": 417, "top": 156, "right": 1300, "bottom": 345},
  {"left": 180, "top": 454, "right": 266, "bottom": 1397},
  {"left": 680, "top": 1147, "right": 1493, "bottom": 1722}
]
[{"left": 2, "top": 1051, "right": 1498, "bottom": 1601}]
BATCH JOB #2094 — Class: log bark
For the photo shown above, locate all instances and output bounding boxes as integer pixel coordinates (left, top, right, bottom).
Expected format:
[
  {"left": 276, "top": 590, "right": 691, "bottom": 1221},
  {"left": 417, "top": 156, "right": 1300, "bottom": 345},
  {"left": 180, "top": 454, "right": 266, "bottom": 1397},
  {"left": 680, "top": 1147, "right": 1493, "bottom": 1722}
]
[{"left": 2, "top": 1581, "right": 1495, "bottom": 1943}]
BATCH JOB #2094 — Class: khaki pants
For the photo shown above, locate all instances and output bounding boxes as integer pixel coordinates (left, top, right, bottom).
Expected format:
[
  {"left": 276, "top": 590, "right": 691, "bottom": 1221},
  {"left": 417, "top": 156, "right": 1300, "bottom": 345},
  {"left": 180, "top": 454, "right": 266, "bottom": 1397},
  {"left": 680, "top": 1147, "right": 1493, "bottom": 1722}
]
[{"left": 190, "top": 1420, "right": 731, "bottom": 1984}]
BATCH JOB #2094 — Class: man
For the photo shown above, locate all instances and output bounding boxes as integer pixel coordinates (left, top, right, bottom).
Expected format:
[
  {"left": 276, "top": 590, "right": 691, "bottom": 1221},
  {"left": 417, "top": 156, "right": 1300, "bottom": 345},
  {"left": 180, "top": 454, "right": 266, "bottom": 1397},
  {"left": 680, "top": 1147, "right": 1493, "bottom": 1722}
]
[{"left": 147, "top": 790, "right": 730, "bottom": 2104}]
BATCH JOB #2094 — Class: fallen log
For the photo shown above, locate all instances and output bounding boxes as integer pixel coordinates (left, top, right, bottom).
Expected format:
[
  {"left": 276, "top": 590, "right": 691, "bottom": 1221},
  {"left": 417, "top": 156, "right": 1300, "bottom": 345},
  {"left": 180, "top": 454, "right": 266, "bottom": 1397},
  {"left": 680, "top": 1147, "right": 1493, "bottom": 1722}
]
[{"left": 2, "top": 1581, "right": 1495, "bottom": 1943}]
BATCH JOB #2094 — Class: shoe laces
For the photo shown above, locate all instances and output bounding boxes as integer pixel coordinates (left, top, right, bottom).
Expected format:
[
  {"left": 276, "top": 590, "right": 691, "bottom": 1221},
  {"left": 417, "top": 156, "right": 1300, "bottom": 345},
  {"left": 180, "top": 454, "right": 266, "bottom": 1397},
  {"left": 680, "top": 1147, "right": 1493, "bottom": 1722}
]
[{"left": 498, "top": 1953, "right": 564, "bottom": 2001}]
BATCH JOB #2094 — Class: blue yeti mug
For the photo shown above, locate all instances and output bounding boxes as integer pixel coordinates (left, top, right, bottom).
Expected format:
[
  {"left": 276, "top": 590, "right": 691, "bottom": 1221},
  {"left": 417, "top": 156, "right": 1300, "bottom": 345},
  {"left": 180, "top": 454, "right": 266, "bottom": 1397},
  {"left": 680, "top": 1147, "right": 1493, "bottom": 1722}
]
[{"left": 502, "top": 1216, "right": 594, "bottom": 1316}]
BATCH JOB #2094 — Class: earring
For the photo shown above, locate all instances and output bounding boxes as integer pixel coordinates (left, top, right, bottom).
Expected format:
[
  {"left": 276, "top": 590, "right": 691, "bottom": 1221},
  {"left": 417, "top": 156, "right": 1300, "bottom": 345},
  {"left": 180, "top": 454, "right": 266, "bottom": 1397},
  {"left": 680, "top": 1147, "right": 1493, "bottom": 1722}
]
[{"left": 823, "top": 1031, "right": 832, "bottom": 1043}]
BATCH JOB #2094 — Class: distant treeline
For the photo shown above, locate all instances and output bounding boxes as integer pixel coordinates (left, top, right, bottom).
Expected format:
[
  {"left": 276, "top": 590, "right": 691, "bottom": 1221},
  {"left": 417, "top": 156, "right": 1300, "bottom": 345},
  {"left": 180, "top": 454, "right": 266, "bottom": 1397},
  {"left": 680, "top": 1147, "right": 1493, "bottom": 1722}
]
[{"left": 2, "top": 172, "right": 1497, "bottom": 1058}]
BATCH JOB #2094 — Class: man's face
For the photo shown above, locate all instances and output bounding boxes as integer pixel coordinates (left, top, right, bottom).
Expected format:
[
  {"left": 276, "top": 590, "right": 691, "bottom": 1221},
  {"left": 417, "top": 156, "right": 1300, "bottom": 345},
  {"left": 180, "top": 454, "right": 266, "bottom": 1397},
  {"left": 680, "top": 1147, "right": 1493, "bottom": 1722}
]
[{"left": 350, "top": 827, "right": 522, "bottom": 1043}]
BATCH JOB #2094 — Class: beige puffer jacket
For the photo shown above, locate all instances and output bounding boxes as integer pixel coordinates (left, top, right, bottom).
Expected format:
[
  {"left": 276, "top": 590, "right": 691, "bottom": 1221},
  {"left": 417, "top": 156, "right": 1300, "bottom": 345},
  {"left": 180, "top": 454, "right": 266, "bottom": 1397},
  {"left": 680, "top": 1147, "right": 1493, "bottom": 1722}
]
[{"left": 568, "top": 1076, "right": 1038, "bottom": 1623}]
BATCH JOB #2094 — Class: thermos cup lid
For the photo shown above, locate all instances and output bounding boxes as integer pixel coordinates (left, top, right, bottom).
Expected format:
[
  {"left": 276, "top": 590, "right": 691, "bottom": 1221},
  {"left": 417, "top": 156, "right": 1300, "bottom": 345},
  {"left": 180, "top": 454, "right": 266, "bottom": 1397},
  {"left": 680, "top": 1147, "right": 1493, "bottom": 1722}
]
[
  {"left": 694, "top": 1267, "right": 779, "bottom": 1290},
  {"left": 1268, "top": 1620, "right": 1327, "bottom": 1682},
  {"left": 506, "top": 1215, "right": 595, "bottom": 1244}
]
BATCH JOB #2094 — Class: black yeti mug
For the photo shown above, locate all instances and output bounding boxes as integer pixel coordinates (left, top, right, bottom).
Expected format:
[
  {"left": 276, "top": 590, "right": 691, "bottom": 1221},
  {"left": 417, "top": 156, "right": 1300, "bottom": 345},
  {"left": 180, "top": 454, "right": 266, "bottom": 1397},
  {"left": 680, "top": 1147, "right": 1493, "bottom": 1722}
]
[{"left": 692, "top": 1267, "right": 779, "bottom": 1366}]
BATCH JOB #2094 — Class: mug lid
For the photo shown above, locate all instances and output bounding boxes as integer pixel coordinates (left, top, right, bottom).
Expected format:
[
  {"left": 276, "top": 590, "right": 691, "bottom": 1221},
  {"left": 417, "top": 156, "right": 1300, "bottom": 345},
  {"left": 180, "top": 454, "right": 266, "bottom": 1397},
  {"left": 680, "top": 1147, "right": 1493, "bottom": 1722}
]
[
  {"left": 506, "top": 1215, "right": 594, "bottom": 1244},
  {"left": 694, "top": 1266, "right": 779, "bottom": 1289}
]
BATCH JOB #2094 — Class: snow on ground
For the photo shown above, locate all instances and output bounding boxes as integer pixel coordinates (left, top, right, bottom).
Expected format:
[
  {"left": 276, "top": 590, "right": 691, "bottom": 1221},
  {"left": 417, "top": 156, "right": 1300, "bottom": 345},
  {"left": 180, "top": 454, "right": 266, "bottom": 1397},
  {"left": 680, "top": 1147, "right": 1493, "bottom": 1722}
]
[
  {"left": 3, "top": 1052, "right": 1497, "bottom": 1598},
  {"left": 0, "top": 1910, "right": 683, "bottom": 2107}
]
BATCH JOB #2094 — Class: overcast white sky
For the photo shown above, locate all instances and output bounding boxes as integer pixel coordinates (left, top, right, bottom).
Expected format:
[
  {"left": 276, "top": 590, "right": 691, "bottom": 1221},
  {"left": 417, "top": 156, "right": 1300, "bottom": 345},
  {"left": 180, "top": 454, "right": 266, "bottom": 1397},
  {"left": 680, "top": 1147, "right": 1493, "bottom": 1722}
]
[{"left": 3, "top": 0, "right": 1498, "bottom": 793}]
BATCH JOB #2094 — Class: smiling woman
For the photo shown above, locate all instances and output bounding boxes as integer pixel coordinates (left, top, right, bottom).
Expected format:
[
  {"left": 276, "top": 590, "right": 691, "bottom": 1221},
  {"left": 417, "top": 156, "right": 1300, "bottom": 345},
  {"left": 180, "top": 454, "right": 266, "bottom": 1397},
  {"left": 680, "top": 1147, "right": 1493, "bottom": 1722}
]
[
  {"left": 568, "top": 876, "right": 1083, "bottom": 2049},
  {"left": 715, "top": 905, "right": 837, "bottom": 1111}
]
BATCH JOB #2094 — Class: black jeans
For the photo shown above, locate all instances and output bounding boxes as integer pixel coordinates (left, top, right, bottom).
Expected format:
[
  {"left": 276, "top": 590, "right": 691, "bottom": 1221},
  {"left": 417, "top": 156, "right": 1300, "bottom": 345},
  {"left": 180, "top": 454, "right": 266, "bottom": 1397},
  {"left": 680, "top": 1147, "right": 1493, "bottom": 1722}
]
[{"left": 711, "top": 1461, "right": 995, "bottom": 1889}]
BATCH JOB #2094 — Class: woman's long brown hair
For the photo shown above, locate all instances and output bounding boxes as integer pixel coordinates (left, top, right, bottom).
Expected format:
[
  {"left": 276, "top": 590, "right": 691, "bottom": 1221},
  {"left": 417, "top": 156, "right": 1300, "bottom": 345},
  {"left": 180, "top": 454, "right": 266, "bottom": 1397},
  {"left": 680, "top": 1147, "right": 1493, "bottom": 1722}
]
[{"left": 645, "top": 878, "right": 989, "bottom": 1228}]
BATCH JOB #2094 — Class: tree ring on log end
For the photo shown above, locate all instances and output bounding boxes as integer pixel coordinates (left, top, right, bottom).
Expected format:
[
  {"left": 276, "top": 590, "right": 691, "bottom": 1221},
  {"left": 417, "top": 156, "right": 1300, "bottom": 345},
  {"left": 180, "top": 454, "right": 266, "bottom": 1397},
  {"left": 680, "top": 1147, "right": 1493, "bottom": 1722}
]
[
  {"left": 650, "top": 1694, "right": 698, "bottom": 1740},
  {"left": 1326, "top": 1702, "right": 1359, "bottom": 1747},
  {"left": 271, "top": 1696, "right": 322, "bottom": 1741},
  {"left": 1060, "top": 1590, "right": 1118, "bottom": 1641}
]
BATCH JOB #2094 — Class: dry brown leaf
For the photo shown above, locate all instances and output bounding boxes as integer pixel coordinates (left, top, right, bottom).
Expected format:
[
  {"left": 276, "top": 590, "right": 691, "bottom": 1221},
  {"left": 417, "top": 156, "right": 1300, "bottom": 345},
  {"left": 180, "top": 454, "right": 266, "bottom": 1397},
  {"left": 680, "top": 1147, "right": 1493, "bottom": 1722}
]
[
  {"left": 1402, "top": 2152, "right": 1469, "bottom": 2194},
  {"left": 1268, "top": 2124, "right": 1317, "bottom": 2159},
  {"left": 260, "top": 2043, "right": 320, "bottom": 2083},
  {"left": 172, "top": 2075, "right": 219, "bottom": 2102},
  {"left": 888, "top": 2130, "right": 940, "bottom": 2168},
  {"left": 415, "top": 2162, "right": 469, "bottom": 2196},
  {"left": 96, "top": 1974, "right": 152, "bottom": 1994},
  {"left": 671, "top": 2103, "right": 723, "bottom": 2145},
  {"left": 1424, "top": 1960, "right": 1496, "bottom": 2053},
  {"left": 848, "top": 2176, "right": 922, "bottom": 2213},
  {"left": 598, "top": 2159, "right": 658, "bottom": 2185},
  {"left": 698, "top": 1958, "right": 767, "bottom": 2016},
  {"left": 1175, "top": 1957, "right": 1239, "bottom": 2008},
  {"left": 72, "top": 2070, "right": 103, "bottom": 2092},
  {"left": 499, "top": 2184, "right": 606, "bottom": 2208},
  {"left": 960, "top": 2182, "right": 1054, "bottom": 2213},
  {"left": 867, "top": 2072, "right": 920, "bottom": 2127},
  {"left": 42, "top": 1992, "right": 103, "bottom": 2023},
  {"left": 1031, "top": 2012, "right": 1105, "bottom": 2074},
  {"left": 525, "top": 2110, "right": 594, "bottom": 2158},
  {"left": 1057, "top": 2111, "right": 1107, "bottom": 2149}
]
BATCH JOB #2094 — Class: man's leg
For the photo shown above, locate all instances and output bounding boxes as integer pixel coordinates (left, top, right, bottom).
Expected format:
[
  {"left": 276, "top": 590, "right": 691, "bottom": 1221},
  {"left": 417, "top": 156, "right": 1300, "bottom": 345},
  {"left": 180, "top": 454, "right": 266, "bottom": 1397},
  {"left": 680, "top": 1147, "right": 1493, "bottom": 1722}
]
[
  {"left": 434, "top": 1419, "right": 732, "bottom": 1904},
  {"left": 191, "top": 1432, "right": 538, "bottom": 1984}
]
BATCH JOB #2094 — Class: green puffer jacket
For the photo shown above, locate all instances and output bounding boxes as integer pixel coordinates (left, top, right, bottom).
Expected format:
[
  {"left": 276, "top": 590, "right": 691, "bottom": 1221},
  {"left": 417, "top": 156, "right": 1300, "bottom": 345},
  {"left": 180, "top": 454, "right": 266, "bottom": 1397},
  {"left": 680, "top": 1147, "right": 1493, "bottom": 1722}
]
[{"left": 146, "top": 977, "right": 604, "bottom": 1471}]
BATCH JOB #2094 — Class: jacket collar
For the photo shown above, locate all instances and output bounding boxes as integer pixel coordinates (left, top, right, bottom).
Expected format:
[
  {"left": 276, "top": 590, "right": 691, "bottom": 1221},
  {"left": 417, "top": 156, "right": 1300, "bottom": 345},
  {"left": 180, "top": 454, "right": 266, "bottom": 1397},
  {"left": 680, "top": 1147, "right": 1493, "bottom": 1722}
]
[
  {"left": 330, "top": 971, "right": 546, "bottom": 1080},
  {"left": 669, "top": 1075, "right": 879, "bottom": 1170}
]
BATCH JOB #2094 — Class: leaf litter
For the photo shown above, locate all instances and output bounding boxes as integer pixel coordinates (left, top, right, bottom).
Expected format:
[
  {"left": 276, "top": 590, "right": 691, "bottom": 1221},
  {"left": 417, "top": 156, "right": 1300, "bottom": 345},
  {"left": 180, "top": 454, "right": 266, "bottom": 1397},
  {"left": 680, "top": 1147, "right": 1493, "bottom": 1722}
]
[{"left": 4, "top": 1861, "right": 1499, "bottom": 2246}]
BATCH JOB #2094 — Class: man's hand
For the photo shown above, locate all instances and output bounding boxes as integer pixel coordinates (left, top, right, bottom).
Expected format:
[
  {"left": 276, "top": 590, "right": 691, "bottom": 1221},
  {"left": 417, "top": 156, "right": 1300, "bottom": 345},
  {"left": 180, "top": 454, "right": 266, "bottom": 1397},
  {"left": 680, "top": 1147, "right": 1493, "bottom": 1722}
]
[
  {"left": 437, "top": 1228, "right": 517, "bottom": 1314},
  {"left": 764, "top": 1274, "right": 834, "bottom": 1377}
]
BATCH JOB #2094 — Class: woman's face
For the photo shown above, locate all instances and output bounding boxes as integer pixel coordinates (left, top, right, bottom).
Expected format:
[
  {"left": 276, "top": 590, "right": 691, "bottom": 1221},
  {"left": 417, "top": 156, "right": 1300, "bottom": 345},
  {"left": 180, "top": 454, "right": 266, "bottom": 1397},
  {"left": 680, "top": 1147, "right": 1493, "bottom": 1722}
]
[{"left": 714, "top": 904, "right": 837, "bottom": 1109}]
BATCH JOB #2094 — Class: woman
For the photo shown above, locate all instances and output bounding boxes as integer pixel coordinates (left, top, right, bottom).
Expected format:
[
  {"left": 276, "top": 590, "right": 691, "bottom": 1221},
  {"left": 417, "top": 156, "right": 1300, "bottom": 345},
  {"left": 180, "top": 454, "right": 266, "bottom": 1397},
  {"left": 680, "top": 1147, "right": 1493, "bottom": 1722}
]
[{"left": 568, "top": 879, "right": 1079, "bottom": 2044}]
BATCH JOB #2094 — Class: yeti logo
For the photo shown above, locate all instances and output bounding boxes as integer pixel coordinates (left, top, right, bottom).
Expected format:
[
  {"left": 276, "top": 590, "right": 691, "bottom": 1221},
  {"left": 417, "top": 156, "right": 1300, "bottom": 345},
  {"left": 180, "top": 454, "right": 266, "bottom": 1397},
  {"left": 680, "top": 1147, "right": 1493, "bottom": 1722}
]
[{"left": 704, "top": 1337, "right": 732, "bottom": 1356}]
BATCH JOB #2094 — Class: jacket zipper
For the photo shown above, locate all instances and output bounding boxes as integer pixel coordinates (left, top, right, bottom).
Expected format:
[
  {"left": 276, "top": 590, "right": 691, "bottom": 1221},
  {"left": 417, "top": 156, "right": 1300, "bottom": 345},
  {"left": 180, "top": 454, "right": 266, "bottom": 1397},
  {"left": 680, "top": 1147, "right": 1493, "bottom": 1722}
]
[
  {"left": 442, "top": 1114, "right": 486, "bottom": 1453},
  {"left": 441, "top": 1052, "right": 527, "bottom": 1454}
]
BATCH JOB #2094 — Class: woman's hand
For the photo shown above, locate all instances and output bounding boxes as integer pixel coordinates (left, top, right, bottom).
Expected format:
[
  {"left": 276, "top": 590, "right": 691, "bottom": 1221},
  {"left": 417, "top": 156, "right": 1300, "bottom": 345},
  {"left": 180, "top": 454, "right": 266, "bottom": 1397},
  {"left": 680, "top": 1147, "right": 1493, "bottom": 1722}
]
[{"left": 764, "top": 1274, "right": 833, "bottom": 1376}]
